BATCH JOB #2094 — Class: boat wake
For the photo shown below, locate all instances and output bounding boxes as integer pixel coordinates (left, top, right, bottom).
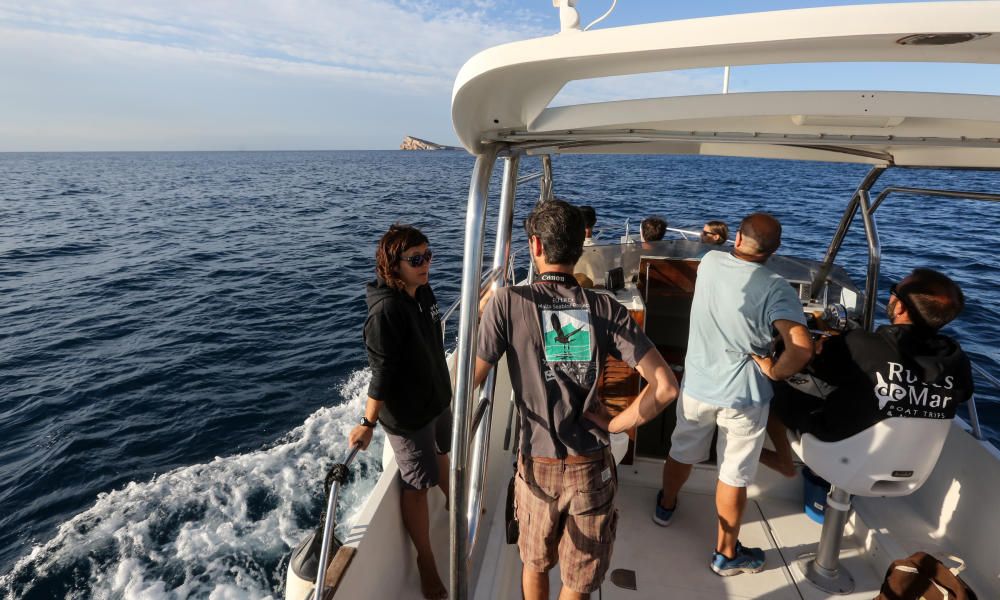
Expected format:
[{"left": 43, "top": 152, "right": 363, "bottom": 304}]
[{"left": 0, "top": 369, "right": 384, "bottom": 600}]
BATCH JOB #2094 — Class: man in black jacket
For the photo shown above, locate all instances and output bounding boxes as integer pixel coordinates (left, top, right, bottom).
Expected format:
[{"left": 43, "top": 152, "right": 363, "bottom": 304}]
[{"left": 759, "top": 268, "right": 975, "bottom": 477}]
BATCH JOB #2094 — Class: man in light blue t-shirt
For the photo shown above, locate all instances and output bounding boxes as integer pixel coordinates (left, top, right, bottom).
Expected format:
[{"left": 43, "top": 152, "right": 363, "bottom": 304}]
[{"left": 653, "top": 213, "right": 813, "bottom": 577}]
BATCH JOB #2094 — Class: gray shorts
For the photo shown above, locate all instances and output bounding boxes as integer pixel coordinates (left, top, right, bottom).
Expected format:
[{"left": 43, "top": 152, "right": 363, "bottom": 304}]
[{"left": 385, "top": 409, "right": 452, "bottom": 491}]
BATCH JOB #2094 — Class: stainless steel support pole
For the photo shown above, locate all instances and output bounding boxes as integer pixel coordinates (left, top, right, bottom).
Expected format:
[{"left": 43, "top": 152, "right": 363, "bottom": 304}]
[
  {"left": 466, "top": 155, "right": 519, "bottom": 557},
  {"left": 871, "top": 186, "right": 1000, "bottom": 214},
  {"left": 449, "top": 146, "right": 498, "bottom": 600},
  {"left": 313, "top": 445, "right": 361, "bottom": 600},
  {"left": 795, "top": 486, "right": 855, "bottom": 594},
  {"left": 810, "top": 166, "right": 886, "bottom": 297},
  {"left": 967, "top": 394, "right": 984, "bottom": 441},
  {"left": 968, "top": 362, "right": 1000, "bottom": 441},
  {"left": 540, "top": 155, "right": 554, "bottom": 203},
  {"left": 858, "top": 189, "right": 881, "bottom": 332}
]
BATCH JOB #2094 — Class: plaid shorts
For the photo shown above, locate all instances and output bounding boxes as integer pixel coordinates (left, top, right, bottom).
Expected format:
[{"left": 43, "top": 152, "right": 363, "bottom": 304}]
[{"left": 515, "top": 449, "right": 618, "bottom": 594}]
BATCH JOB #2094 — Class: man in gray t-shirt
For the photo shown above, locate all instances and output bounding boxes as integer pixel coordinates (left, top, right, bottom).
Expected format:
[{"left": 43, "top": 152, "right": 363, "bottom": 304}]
[
  {"left": 474, "top": 200, "right": 679, "bottom": 600},
  {"left": 655, "top": 213, "right": 813, "bottom": 577}
]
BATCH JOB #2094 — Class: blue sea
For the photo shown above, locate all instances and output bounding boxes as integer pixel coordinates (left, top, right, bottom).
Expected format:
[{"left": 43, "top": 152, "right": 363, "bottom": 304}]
[{"left": 1, "top": 151, "right": 998, "bottom": 599}]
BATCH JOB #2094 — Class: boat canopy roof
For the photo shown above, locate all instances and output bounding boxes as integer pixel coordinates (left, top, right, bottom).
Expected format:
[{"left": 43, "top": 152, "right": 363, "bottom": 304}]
[{"left": 451, "top": 1, "right": 1000, "bottom": 167}]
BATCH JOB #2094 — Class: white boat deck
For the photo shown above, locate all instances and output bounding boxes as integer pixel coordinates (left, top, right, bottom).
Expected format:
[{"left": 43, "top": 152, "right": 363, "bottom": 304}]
[
  {"left": 601, "top": 485, "right": 879, "bottom": 600},
  {"left": 467, "top": 460, "right": 884, "bottom": 600},
  {"left": 336, "top": 426, "right": 1000, "bottom": 599}
]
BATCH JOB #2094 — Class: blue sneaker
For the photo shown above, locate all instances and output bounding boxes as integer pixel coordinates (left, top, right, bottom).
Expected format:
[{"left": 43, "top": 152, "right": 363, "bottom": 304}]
[
  {"left": 710, "top": 542, "right": 765, "bottom": 576},
  {"left": 652, "top": 490, "right": 676, "bottom": 526}
]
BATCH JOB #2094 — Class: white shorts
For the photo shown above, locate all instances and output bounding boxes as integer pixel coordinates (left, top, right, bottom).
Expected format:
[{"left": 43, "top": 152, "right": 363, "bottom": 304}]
[{"left": 668, "top": 392, "right": 767, "bottom": 488}]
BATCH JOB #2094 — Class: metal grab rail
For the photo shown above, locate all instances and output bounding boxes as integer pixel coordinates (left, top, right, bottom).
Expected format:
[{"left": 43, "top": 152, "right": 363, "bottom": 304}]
[
  {"left": 449, "top": 146, "right": 499, "bottom": 600},
  {"left": 441, "top": 266, "right": 504, "bottom": 343},
  {"left": 968, "top": 362, "right": 1000, "bottom": 442},
  {"left": 313, "top": 444, "right": 361, "bottom": 600},
  {"left": 666, "top": 226, "right": 734, "bottom": 245},
  {"left": 465, "top": 155, "right": 520, "bottom": 561}
]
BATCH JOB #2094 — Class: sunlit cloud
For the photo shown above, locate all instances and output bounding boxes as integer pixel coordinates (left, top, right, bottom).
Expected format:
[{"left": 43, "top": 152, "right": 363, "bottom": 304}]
[{"left": 0, "top": 0, "right": 549, "bottom": 93}]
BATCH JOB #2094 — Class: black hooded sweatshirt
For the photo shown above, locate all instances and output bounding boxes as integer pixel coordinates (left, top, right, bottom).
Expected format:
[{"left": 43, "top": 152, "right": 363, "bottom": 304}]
[
  {"left": 798, "top": 323, "right": 974, "bottom": 441},
  {"left": 364, "top": 278, "right": 451, "bottom": 434}
]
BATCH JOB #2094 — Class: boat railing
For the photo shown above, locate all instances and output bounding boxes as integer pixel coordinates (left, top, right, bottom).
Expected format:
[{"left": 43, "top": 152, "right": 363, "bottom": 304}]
[
  {"left": 440, "top": 260, "right": 512, "bottom": 344},
  {"left": 967, "top": 361, "right": 1000, "bottom": 442},
  {"left": 312, "top": 443, "right": 361, "bottom": 600},
  {"left": 666, "top": 226, "right": 734, "bottom": 245}
]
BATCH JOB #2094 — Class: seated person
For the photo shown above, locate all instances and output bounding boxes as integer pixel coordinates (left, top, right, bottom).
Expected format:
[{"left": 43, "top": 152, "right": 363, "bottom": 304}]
[
  {"left": 574, "top": 272, "right": 595, "bottom": 288},
  {"left": 701, "top": 220, "right": 729, "bottom": 245},
  {"left": 641, "top": 216, "right": 668, "bottom": 242},
  {"left": 579, "top": 205, "right": 597, "bottom": 246},
  {"left": 757, "top": 268, "right": 975, "bottom": 477}
]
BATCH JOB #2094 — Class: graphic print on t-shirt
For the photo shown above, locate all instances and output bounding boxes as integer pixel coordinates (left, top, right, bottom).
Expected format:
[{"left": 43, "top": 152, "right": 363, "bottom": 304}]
[
  {"left": 542, "top": 308, "right": 591, "bottom": 362},
  {"left": 872, "top": 361, "right": 956, "bottom": 419}
]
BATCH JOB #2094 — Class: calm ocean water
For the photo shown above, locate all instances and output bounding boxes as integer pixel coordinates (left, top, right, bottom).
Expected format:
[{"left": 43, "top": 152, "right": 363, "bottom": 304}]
[{"left": 1, "top": 151, "right": 998, "bottom": 598}]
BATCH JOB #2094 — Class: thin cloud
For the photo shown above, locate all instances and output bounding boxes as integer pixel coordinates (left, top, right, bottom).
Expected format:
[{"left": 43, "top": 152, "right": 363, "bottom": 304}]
[{"left": 0, "top": 0, "right": 549, "bottom": 94}]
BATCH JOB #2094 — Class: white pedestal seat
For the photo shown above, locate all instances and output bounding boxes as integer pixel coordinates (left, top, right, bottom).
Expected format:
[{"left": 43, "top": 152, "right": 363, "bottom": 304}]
[{"left": 787, "top": 417, "right": 953, "bottom": 594}]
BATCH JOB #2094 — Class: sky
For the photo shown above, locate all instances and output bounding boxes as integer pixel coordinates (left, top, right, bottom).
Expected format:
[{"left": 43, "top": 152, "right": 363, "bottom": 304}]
[{"left": 1, "top": 0, "right": 997, "bottom": 151}]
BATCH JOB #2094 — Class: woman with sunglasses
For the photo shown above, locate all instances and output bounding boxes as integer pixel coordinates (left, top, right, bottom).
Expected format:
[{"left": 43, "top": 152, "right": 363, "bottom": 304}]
[
  {"left": 349, "top": 223, "right": 451, "bottom": 599},
  {"left": 700, "top": 220, "right": 729, "bottom": 245}
]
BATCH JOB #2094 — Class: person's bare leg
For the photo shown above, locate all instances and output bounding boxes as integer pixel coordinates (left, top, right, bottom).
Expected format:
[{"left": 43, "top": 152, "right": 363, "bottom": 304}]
[
  {"left": 661, "top": 457, "right": 692, "bottom": 509},
  {"left": 522, "top": 567, "right": 549, "bottom": 600},
  {"left": 760, "top": 416, "right": 796, "bottom": 477},
  {"left": 436, "top": 453, "right": 450, "bottom": 510},
  {"left": 557, "top": 586, "right": 589, "bottom": 600},
  {"left": 715, "top": 481, "right": 747, "bottom": 558},
  {"left": 401, "top": 488, "right": 447, "bottom": 599}
]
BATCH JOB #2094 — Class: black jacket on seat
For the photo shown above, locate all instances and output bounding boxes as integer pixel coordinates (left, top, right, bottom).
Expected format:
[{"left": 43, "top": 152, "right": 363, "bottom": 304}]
[
  {"left": 364, "top": 278, "right": 451, "bottom": 434},
  {"left": 780, "top": 323, "right": 974, "bottom": 442}
]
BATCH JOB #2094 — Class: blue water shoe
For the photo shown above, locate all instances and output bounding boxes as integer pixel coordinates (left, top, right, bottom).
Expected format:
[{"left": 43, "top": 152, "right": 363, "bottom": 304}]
[
  {"left": 652, "top": 490, "right": 676, "bottom": 526},
  {"left": 710, "top": 542, "right": 765, "bottom": 576}
]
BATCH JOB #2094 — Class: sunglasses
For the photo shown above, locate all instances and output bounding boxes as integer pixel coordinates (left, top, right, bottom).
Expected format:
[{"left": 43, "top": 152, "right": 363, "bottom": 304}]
[
  {"left": 889, "top": 282, "right": 915, "bottom": 312},
  {"left": 401, "top": 249, "right": 433, "bottom": 267}
]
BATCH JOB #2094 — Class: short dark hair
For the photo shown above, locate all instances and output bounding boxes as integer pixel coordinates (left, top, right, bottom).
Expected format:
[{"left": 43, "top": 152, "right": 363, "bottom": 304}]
[
  {"left": 641, "top": 216, "right": 668, "bottom": 242},
  {"left": 578, "top": 205, "right": 596, "bottom": 229},
  {"left": 738, "top": 212, "right": 782, "bottom": 256},
  {"left": 525, "top": 200, "right": 585, "bottom": 266},
  {"left": 897, "top": 268, "right": 965, "bottom": 330},
  {"left": 375, "top": 223, "right": 429, "bottom": 290}
]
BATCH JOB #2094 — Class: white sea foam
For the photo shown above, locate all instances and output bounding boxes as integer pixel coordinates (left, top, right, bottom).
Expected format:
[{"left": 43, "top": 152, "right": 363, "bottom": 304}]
[{"left": 1, "top": 369, "right": 385, "bottom": 600}]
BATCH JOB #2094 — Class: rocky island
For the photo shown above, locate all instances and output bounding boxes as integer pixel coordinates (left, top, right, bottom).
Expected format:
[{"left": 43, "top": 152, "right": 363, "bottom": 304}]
[{"left": 399, "top": 136, "right": 460, "bottom": 151}]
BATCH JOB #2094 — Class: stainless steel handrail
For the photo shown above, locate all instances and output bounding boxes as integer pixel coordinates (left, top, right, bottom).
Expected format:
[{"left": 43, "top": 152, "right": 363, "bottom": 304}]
[
  {"left": 441, "top": 266, "right": 504, "bottom": 344},
  {"left": 666, "top": 226, "right": 734, "bottom": 245},
  {"left": 449, "top": 146, "right": 499, "bottom": 600},
  {"left": 465, "top": 154, "right": 519, "bottom": 560},
  {"left": 966, "top": 361, "right": 1000, "bottom": 442},
  {"left": 811, "top": 165, "right": 887, "bottom": 298},
  {"left": 518, "top": 171, "right": 542, "bottom": 184},
  {"left": 972, "top": 361, "right": 1000, "bottom": 390},
  {"left": 858, "top": 189, "right": 881, "bottom": 332},
  {"left": 870, "top": 185, "right": 1000, "bottom": 214},
  {"left": 313, "top": 444, "right": 361, "bottom": 600}
]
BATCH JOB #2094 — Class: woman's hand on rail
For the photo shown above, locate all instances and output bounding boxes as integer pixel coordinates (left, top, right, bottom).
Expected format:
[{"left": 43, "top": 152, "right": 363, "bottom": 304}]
[{"left": 349, "top": 424, "right": 374, "bottom": 451}]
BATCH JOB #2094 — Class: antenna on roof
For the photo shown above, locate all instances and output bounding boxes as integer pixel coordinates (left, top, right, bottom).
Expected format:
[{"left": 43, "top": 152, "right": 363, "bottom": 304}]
[
  {"left": 584, "top": 0, "right": 617, "bottom": 31},
  {"left": 553, "top": 0, "right": 581, "bottom": 33}
]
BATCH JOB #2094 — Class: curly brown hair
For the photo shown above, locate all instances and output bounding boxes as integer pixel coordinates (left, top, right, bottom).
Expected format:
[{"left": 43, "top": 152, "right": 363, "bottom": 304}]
[{"left": 375, "top": 223, "right": 429, "bottom": 290}]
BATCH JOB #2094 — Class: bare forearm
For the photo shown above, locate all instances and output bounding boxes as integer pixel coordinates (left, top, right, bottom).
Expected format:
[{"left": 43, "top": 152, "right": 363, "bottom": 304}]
[
  {"left": 365, "top": 397, "right": 384, "bottom": 422},
  {"left": 608, "top": 366, "right": 678, "bottom": 433},
  {"left": 767, "top": 350, "right": 809, "bottom": 380}
]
